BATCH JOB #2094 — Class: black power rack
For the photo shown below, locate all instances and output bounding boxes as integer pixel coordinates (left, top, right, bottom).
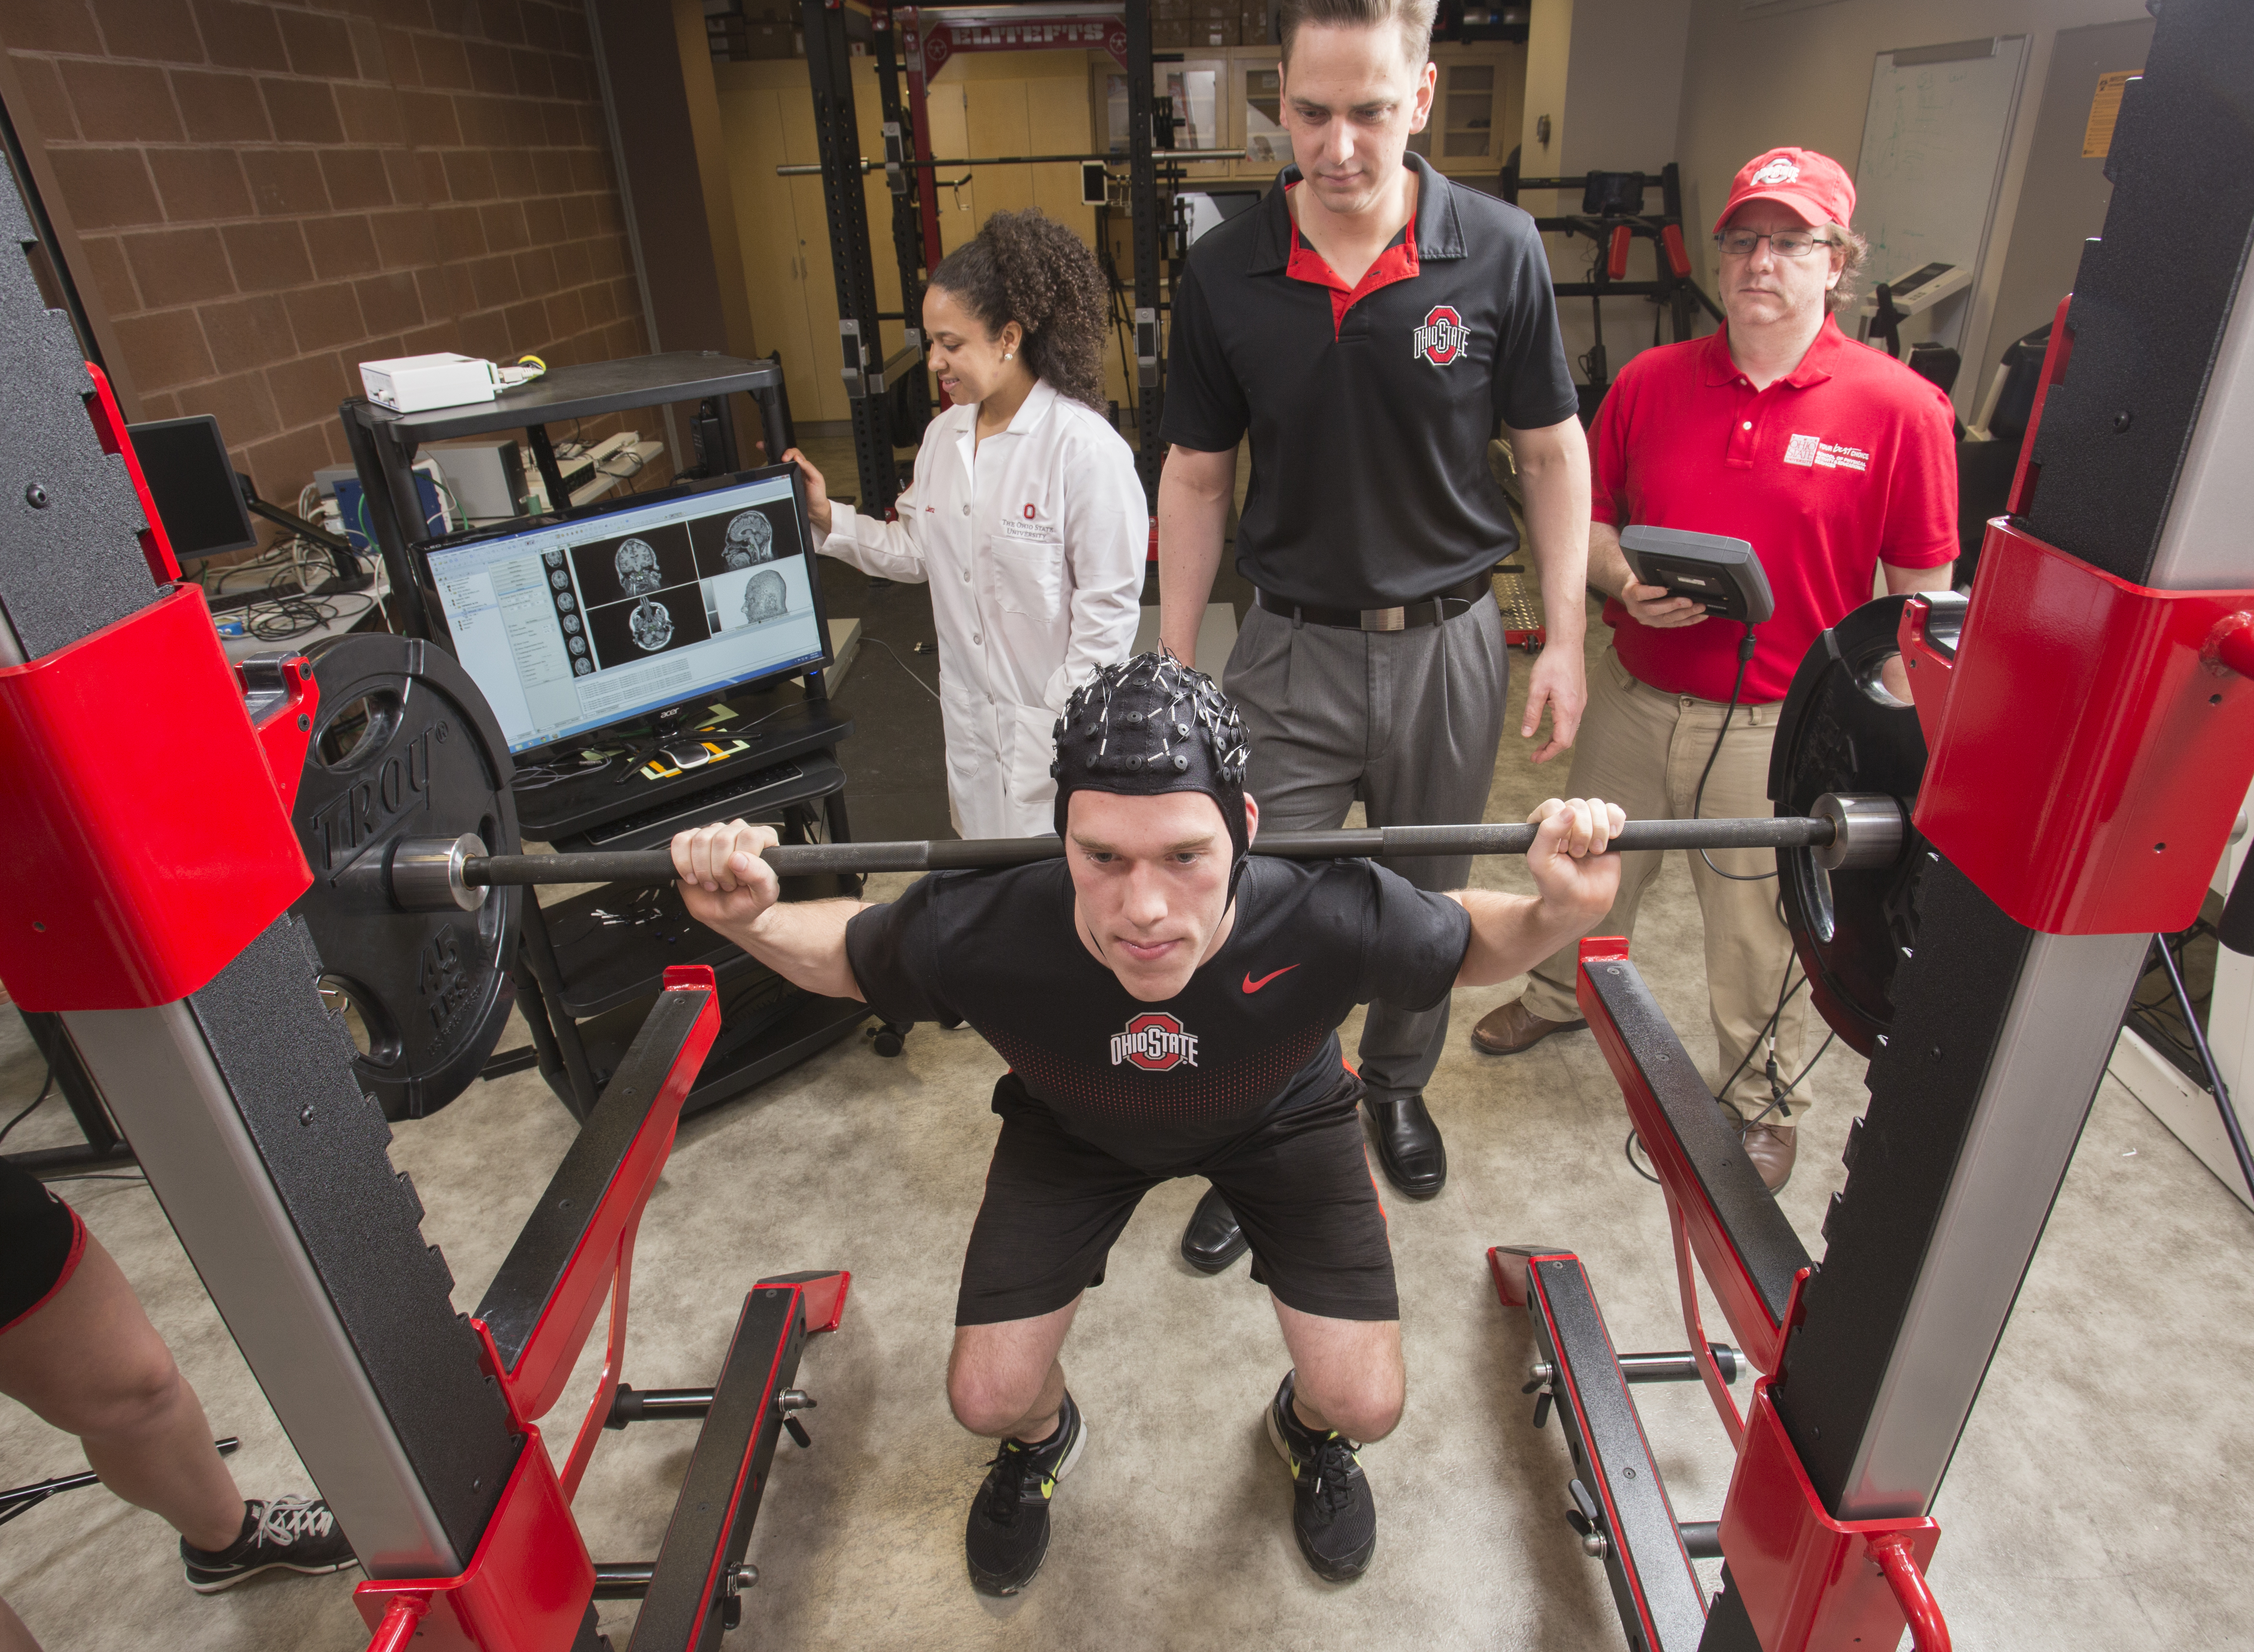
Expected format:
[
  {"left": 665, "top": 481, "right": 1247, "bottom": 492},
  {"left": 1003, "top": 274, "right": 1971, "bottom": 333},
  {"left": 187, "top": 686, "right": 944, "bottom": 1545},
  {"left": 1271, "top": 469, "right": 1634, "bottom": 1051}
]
[{"left": 1501, "top": 162, "right": 1722, "bottom": 419}]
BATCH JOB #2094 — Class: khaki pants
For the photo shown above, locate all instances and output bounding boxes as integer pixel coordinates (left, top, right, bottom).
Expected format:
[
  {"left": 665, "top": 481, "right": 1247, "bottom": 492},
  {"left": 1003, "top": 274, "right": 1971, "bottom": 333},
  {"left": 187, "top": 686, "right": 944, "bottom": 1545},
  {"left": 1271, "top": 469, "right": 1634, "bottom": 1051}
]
[{"left": 1520, "top": 647, "right": 1816, "bottom": 1118}]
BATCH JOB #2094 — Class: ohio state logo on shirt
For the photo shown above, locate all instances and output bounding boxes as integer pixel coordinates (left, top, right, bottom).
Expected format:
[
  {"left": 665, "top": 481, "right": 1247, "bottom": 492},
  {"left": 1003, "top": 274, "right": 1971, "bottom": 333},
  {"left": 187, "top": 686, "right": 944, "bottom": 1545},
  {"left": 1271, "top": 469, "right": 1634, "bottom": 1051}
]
[
  {"left": 1413, "top": 305, "right": 1469, "bottom": 366},
  {"left": 1110, "top": 1011, "right": 1200, "bottom": 1071}
]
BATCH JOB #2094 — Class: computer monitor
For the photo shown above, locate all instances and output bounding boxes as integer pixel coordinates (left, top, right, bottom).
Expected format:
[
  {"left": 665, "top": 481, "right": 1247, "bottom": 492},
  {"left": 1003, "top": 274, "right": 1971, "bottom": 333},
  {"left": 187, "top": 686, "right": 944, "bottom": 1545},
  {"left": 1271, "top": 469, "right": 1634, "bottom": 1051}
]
[
  {"left": 421, "top": 464, "right": 833, "bottom": 757},
  {"left": 128, "top": 415, "right": 257, "bottom": 560}
]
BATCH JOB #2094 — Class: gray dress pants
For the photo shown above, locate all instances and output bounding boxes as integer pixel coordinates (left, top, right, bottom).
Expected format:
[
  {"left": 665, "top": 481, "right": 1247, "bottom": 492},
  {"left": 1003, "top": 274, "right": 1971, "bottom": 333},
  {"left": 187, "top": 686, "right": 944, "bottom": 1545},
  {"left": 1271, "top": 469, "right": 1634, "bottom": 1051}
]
[{"left": 1223, "top": 596, "right": 1508, "bottom": 1098}]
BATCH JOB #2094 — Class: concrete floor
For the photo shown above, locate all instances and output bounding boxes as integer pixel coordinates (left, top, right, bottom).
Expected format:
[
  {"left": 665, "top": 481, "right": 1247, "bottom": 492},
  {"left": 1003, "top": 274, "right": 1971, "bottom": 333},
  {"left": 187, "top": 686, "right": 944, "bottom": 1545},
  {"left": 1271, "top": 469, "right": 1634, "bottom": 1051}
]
[{"left": 5, "top": 593, "right": 2254, "bottom": 1648}]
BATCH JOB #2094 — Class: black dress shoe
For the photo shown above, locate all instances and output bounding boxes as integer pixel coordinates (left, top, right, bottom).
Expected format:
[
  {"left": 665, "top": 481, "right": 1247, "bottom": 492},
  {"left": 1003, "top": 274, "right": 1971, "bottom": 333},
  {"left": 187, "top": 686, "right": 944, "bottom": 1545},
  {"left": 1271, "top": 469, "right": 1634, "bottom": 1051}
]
[
  {"left": 1365, "top": 1093, "right": 1446, "bottom": 1198},
  {"left": 1180, "top": 1185, "right": 1248, "bottom": 1274}
]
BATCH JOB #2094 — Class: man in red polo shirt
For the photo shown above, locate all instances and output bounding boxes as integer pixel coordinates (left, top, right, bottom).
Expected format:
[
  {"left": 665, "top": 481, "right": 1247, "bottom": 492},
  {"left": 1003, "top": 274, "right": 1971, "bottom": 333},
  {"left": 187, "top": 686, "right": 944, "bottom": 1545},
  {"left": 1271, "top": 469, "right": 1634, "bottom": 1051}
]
[{"left": 1470, "top": 147, "right": 1957, "bottom": 1192}]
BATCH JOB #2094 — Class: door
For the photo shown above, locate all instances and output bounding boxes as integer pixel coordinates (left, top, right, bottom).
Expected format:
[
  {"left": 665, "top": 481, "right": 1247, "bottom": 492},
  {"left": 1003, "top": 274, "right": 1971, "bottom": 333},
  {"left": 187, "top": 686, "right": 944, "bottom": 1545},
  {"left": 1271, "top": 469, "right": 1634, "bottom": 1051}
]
[{"left": 715, "top": 82, "right": 827, "bottom": 426}]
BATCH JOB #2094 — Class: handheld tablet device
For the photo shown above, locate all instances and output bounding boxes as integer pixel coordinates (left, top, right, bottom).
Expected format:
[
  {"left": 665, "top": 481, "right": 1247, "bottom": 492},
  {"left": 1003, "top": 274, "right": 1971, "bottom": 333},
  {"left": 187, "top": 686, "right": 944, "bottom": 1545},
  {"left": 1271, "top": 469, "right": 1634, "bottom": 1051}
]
[{"left": 1619, "top": 525, "right": 1774, "bottom": 625}]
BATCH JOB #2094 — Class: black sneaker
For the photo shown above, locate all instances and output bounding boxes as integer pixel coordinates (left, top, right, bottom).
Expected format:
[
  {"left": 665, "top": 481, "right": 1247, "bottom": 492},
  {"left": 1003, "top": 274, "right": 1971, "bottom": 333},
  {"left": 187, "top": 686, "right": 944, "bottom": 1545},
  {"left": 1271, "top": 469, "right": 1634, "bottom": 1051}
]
[
  {"left": 964, "top": 1390, "right": 1087, "bottom": 1595},
  {"left": 1266, "top": 1371, "right": 1377, "bottom": 1582},
  {"left": 182, "top": 1496, "right": 357, "bottom": 1594}
]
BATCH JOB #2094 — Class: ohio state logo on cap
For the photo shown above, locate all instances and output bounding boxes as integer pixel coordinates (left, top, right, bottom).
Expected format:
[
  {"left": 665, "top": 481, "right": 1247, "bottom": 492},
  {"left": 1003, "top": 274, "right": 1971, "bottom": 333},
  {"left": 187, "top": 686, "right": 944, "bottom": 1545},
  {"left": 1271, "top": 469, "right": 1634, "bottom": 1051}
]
[
  {"left": 1110, "top": 1011, "right": 1200, "bottom": 1071},
  {"left": 1750, "top": 157, "right": 1800, "bottom": 186},
  {"left": 1413, "top": 305, "right": 1469, "bottom": 367}
]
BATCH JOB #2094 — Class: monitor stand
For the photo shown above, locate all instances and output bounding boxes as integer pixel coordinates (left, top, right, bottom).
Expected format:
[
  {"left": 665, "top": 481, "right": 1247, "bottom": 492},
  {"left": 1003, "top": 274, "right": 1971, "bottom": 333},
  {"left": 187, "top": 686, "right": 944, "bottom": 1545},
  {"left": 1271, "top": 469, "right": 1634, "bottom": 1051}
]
[
  {"left": 245, "top": 495, "right": 372, "bottom": 593},
  {"left": 609, "top": 701, "right": 711, "bottom": 786}
]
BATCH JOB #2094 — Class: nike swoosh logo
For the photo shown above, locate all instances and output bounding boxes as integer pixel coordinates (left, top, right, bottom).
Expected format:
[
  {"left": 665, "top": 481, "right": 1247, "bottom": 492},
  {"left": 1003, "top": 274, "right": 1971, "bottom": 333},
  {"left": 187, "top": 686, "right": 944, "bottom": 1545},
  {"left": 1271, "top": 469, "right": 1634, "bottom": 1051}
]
[{"left": 1242, "top": 966, "right": 1298, "bottom": 993}]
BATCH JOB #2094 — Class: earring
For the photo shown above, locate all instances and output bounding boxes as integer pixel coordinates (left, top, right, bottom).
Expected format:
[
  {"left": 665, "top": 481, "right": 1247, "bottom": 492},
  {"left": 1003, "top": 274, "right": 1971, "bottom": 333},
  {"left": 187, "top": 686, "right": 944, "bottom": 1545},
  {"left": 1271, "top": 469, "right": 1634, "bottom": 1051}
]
[{"left": 1004, "top": 351, "right": 1014, "bottom": 360}]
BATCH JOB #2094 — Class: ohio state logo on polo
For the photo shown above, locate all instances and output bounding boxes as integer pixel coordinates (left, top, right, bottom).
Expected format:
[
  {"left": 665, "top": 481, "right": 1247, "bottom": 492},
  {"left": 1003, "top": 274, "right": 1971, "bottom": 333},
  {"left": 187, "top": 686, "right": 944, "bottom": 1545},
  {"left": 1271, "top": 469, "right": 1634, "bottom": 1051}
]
[
  {"left": 1111, "top": 1011, "right": 1200, "bottom": 1070},
  {"left": 1414, "top": 305, "right": 1469, "bottom": 366}
]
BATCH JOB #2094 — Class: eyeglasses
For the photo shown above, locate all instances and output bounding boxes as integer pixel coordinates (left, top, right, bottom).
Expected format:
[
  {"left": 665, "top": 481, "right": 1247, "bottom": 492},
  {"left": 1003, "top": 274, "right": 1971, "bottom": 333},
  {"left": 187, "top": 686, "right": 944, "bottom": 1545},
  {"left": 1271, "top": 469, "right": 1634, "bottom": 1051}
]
[{"left": 1713, "top": 229, "right": 1836, "bottom": 260}]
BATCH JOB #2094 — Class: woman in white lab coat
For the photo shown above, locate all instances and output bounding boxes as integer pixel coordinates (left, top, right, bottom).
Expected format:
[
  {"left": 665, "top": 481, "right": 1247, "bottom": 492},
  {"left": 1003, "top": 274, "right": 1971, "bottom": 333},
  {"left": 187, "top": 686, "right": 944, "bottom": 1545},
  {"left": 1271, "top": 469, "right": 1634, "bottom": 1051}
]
[{"left": 784, "top": 209, "right": 1146, "bottom": 838}]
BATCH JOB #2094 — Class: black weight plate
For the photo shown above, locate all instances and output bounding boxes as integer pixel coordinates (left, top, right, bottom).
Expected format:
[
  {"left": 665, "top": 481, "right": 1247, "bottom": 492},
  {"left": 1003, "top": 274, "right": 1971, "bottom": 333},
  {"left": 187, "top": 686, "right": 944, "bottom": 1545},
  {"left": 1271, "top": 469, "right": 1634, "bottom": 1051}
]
[
  {"left": 1767, "top": 595, "right": 1931, "bottom": 1057},
  {"left": 291, "top": 635, "right": 522, "bottom": 1120}
]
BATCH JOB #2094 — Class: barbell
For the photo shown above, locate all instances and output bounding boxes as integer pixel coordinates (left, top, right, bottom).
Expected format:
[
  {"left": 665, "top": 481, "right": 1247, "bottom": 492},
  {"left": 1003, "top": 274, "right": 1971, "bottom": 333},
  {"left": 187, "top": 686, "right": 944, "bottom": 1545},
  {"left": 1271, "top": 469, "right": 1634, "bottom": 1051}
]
[
  {"left": 389, "top": 792, "right": 1906, "bottom": 912},
  {"left": 290, "top": 598, "right": 1928, "bottom": 1118}
]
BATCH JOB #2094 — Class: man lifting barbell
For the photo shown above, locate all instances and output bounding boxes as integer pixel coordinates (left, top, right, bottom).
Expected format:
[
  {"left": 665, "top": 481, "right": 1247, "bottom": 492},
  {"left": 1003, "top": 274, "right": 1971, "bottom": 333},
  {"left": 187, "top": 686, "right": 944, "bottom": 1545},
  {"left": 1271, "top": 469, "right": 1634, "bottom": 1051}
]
[{"left": 668, "top": 654, "right": 1626, "bottom": 1592}]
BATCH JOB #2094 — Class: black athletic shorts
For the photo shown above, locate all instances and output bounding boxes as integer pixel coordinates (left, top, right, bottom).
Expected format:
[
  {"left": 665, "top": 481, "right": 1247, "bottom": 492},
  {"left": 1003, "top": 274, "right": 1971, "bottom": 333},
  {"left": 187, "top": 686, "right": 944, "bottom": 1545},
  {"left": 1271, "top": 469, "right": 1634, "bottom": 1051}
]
[
  {"left": 0, "top": 1157, "right": 85, "bottom": 1335},
  {"left": 956, "top": 1070, "right": 1396, "bottom": 1326}
]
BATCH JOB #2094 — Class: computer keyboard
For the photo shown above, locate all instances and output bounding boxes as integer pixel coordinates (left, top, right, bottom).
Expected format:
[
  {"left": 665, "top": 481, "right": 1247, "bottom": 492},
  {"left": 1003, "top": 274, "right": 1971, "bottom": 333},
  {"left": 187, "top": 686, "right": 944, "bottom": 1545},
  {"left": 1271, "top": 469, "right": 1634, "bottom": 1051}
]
[{"left": 582, "top": 760, "right": 807, "bottom": 847}]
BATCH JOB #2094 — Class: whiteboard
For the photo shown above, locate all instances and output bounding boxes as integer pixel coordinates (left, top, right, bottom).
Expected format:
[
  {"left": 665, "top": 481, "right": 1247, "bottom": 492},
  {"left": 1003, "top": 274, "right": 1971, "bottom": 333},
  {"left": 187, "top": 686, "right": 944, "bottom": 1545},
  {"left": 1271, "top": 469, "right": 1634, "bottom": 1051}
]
[{"left": 1853, "top": 36, "right": 2029, "bottom": 352}]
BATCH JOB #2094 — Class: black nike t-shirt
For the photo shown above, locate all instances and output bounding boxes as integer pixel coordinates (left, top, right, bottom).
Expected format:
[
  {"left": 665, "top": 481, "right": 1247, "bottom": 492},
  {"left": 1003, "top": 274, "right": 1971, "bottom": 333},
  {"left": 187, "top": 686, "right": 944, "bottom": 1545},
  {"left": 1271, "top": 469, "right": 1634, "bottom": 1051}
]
[{"left": 843, "top": 855, "right": 1473, "bottom": 1174}]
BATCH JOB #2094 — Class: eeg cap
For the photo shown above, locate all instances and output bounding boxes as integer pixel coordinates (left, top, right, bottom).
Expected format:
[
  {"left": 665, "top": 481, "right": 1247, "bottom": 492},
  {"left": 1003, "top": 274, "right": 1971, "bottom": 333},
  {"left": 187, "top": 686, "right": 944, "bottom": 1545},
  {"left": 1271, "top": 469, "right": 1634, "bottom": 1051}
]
[{"left": 1051, "top": 652, "right": 1252, "bottom": 893}]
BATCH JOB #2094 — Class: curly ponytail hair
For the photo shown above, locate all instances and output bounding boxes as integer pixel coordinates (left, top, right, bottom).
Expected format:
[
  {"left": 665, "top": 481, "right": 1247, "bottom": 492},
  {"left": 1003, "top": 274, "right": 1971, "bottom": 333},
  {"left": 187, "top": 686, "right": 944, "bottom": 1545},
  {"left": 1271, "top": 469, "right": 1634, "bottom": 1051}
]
[{"left": 928, "top": 208, "right": 1110, "bottom": 412}]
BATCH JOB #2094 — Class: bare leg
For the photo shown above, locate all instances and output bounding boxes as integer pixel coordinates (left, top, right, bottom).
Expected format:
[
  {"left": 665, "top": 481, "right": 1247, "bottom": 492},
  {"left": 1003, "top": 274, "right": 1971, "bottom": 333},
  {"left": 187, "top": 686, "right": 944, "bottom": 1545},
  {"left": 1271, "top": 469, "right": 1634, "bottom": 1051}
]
[
  {"left": 0, "top": 1595, "right": 41, "bottom": 1652},
  {"left": 0, "top": 1234, "right": 244, "bottom": 1552},
  {"left": 1271, "top": 1298, "right": 1405, "bottom": 1443},
  {"left": 946, "top": 1295, "right": 1082, "bottom": 1442}
]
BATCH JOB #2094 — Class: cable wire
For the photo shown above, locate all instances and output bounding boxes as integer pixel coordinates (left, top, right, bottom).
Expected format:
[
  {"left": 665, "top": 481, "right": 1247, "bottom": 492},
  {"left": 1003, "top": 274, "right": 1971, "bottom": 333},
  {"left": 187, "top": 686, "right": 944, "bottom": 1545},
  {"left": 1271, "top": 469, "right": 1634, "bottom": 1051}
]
[
  {"left": 0, "top": 1064, "right": 55, "bottom": 1150},
  {"left": 859, "top": 636, "right": 944, "bottom": 705},
  {"left": 1739, "top": 1032, "right": 1837, "bottom": 1131},
  {"left": 1691, "top": 620, "right": 1775, "bottom": 882},
  {"left": 1715, "top": 959, "right": 1804, "bottom": 1102},
  {"left": 1626, "top": 950, "right": 1810, "bottom": 1178}
]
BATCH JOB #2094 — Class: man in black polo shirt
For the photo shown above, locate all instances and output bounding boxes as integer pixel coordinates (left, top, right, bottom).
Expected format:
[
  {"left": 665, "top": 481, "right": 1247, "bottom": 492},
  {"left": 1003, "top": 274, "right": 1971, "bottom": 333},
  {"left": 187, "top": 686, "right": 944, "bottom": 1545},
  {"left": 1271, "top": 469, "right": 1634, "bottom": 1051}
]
[
  {"left": 671, "top": 654, "right": 1624, "bottom": 1593},
  {"left": 1157, "top": 0, "right": 1589, "bottom": 1259}
]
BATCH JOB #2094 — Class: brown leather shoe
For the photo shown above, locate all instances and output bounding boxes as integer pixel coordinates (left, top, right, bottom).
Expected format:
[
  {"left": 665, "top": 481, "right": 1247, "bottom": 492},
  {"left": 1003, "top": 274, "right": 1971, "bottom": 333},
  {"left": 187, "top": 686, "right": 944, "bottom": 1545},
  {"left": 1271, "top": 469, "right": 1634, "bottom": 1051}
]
[
  {"left": 1741, "top": 1122, "right": 1796, "bottom": 1192},
  {"left": 1471, "top": 997, "right": 1587, "bottom": 1056}
]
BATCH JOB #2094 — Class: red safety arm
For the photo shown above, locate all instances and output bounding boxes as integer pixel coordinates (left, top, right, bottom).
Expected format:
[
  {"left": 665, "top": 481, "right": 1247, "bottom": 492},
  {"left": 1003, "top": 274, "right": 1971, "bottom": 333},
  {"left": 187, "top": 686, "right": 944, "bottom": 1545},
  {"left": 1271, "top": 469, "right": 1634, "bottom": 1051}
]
[
  {"left": 1660, "top": 222, "right": 1691, "bottom": 278},
  {"left": 1607, "top": 223, "right": 1633, "bottom": 280},
  {"left": 1870, "top": 1531, "right": 1952, "bottom": 1652},
  {"left": 363, "top": 1594, "right": 429, "bottom": 1652},
  {"left": 2207, "top": 609, "right": 2254, "bottom": 681},
  {"left": 1575, "top": 938, "right": 1792, "bottom": 1373},
  {"left": 479, "top": 966, "right": 721, "bottom": 1426}
]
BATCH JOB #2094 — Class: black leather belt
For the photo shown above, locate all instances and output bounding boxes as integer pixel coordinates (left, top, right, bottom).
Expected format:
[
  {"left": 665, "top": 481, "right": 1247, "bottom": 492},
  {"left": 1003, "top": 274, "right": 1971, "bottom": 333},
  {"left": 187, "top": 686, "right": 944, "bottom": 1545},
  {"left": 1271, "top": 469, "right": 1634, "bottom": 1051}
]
[{"left": 1254, "top": 572, "right": 1495, "bottom": 632}]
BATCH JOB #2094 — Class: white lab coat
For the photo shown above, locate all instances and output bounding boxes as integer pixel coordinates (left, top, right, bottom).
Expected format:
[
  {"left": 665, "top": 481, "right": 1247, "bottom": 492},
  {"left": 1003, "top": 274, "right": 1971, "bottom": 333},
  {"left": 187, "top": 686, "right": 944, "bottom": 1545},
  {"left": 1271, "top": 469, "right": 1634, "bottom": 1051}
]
[{"left": 814, "top": 379, "right": 1147, "bottom": 838}]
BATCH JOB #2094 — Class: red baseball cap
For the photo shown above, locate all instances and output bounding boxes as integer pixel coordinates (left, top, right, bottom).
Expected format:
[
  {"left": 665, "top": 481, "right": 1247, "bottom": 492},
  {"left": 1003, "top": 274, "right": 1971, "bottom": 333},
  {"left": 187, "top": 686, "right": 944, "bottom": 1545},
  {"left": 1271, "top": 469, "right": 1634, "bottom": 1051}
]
[{"left": 1718, "top": 147, "right": 1855, "bottom": 230}]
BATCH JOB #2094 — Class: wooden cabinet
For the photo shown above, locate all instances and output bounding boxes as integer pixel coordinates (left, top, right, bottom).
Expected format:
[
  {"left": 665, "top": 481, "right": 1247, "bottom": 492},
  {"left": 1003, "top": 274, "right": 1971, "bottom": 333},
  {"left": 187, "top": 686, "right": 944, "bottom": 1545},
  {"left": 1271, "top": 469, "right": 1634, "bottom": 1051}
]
[
  {"left": 715, "top": 60, "right": 904, "bottom": 428},
  {"left": 1408, "top": 44, "right": 1525, "bottom": 181},
  {"left": 1236, "top": 58, "right": 1291, "bottom": 172}
]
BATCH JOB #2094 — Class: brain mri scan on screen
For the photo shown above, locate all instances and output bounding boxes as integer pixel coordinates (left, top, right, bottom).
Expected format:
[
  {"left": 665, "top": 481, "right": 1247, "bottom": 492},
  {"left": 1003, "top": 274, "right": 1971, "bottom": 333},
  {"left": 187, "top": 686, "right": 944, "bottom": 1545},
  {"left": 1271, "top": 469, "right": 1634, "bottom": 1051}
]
[
  {"left": 544, "top": 549, "right": 564, "bottom": 568},
  {"left": 630, "top": 594, "right": 675, "bottom": 651},
  {"left": 562, "top": 614, "right": 582, "bottom": 635},
  {"left": 722, "top": 509, "right": 775, "bottom": 569},
  {"left": 550, "top": 568, "right": 570, "bottom": 589},
  {"left": 616, "top": 538, "right": 664, "bottom": 596},
  {"left": 744, "top": 569, "right": 788, "bottom": 623}
]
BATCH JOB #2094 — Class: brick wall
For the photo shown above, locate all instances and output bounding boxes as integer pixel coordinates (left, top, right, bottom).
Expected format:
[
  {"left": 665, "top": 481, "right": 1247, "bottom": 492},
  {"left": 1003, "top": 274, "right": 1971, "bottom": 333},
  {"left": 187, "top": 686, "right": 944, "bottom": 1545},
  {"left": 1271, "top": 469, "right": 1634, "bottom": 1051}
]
[{"left": 3, "top": 0, "right": 668, "bottom": 523}]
